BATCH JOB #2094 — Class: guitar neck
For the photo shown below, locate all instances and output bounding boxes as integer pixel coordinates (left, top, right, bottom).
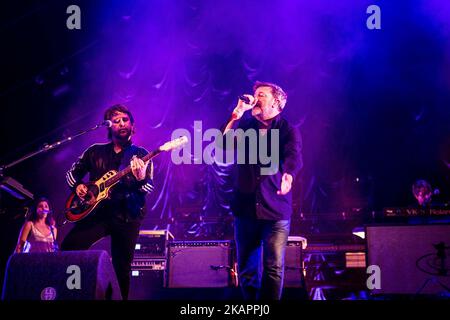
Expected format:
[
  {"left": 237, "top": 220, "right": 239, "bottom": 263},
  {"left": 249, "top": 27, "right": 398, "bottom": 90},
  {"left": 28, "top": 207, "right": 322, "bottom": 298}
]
[{"left": 106, "top": 148, "right": 162, "bottom": 187}]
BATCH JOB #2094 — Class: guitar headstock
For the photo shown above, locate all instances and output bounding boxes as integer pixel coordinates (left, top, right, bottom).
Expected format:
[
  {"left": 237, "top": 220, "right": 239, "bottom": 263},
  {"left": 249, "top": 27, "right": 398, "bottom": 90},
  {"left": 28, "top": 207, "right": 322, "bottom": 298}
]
[{"left": 159, "top": 136, "right": 189, "bottom": 152}]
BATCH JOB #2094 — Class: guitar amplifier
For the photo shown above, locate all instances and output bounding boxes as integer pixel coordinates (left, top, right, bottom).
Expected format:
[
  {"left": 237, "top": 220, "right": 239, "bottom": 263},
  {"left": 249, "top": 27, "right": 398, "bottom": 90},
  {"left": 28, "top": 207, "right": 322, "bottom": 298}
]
[
  {"left": 134, "top": 230, "right": 174, "bottom": 258},
  {"left": 130, "top": 259, "right": 166, "bottom": 300},
  {"left": 166, "top": 240, "right": 236, "bottom": 288},
  {"left": 131, "top": 258, "right": 166, "bottom": 271}
]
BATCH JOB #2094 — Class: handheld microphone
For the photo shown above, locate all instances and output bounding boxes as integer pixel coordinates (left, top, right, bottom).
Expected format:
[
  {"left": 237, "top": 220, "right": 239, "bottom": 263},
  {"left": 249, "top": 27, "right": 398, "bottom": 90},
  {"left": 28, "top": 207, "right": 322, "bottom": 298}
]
[
  {"left": 238, "top": 95, "right": 251, "bottom": 104},
  {"left": 232, "top": 95, "right": 255, "bottom": 120}
]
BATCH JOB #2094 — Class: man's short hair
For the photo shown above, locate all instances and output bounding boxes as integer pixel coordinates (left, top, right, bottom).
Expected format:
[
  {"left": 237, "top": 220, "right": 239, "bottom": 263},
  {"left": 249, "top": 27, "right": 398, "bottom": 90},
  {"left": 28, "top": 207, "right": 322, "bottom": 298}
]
[
  {"left": 103, "top": 104, "right": 135, "bottom": 139},
  {"left": 253, "top": 81, "right": 288, "bottom": 111}
]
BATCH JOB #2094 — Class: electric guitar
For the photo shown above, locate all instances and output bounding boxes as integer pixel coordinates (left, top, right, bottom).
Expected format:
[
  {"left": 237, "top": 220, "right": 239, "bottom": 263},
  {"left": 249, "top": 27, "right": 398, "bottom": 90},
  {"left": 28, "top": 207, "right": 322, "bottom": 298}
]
[{"left": 64, "top": 136, "right": 188, "bottom": 222}]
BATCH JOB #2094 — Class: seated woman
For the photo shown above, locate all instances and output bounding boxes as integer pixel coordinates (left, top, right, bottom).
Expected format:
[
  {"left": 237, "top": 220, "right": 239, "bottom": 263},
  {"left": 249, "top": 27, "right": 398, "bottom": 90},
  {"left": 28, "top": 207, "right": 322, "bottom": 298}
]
[{"left": 15, "top": 197, "right": 57, "bottom": 253}]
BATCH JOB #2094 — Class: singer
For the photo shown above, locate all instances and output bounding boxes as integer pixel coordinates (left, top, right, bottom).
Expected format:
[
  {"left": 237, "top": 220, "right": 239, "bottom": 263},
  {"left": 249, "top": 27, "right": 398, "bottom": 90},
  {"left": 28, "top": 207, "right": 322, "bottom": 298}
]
[
  {"left": 221, "top": 81, "right": 303, "bottom": 300},
  {"left": 15, "top": 197, "right": 57, "bottom": 253},
  {"left": 61, "top": 104, "right": 155, "bottom": 300}
]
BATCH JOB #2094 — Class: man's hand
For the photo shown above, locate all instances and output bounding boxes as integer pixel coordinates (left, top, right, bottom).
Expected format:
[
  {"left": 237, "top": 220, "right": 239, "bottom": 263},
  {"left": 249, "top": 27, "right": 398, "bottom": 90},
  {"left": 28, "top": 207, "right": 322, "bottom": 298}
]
[
  {"left": 277, "top": 173, "right": 293, "bottom": 195},
  {"left": 130, "top": 155, "right": 149, "bottom": 181},
  {"left": 232, "top": 94, "right": 256, "bottom": 120},
  {"left": 76, "top": 184, "right": 88, "bottom": 199}
]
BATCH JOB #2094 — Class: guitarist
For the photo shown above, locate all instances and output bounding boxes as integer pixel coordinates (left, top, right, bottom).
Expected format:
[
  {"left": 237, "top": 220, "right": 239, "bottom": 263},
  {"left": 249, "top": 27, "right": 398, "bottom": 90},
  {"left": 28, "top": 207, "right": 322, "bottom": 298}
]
[{"left": 61, "top": 104, "right": 154, "bottom": 300}]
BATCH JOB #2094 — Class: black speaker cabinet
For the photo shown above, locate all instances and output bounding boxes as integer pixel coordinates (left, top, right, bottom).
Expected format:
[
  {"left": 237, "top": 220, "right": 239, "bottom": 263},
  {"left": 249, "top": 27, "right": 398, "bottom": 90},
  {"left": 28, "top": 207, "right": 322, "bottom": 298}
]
[
  {"left": 366, "top": 224, "right": 450, "bottom": 295},
  {"left": 2, "top": 250, "right": 121, "bottom": 300},
  {"left": 166, "top": 240, "right": 235, "bottom": 288},
  {"left": 284, "top": 239, "right": 304, "bottom": 288}
]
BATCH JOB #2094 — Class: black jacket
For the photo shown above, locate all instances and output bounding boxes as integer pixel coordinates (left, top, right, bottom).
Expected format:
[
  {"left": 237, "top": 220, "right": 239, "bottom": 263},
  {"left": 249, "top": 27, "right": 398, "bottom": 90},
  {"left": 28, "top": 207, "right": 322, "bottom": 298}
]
[
  {"left": 223, "top": 114, "right": 303, "bottom": 220},
  {"left": 66, "top": 141, "right": 154, "bottom": 219}
]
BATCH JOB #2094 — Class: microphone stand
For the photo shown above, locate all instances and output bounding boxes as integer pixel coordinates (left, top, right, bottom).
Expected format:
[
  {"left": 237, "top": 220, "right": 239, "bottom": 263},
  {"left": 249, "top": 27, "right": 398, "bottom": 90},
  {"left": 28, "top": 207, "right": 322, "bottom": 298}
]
[
  {"left": 0, "top": 122, "right": 108, "bottom": 173},
  {"left": 50, "top": 224, "right": 59, "bottom": 252},
  {"left": 0, "top": 122, "right": 109, "bottom": 212}
]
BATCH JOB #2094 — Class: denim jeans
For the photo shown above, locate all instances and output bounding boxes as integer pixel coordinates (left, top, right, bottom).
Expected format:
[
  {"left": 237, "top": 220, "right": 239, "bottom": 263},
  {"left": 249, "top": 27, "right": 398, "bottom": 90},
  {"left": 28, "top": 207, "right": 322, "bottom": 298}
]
[{"left": 234, "top": 216, "right": 290, "bottom": 300}]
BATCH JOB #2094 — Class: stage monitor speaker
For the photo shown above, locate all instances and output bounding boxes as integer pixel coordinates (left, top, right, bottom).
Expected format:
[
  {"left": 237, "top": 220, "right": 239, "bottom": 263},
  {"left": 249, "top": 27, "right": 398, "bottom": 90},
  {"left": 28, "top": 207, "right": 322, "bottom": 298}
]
[
  {"left": 366, "top": 224, "right": 450, "bottom": 295},
  {"left": 166, "top": 240, "right": 236, "bottom": 288},
  {"left": 2, "top": 250, "right": 122, "bottom": 300}
]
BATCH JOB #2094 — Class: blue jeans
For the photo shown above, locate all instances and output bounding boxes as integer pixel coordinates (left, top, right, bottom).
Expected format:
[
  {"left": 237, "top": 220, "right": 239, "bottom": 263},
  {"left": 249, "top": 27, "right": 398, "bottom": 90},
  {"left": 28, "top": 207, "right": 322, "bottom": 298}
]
[{"left": 234, "top": 217, "right": 290, "bottom": 300}]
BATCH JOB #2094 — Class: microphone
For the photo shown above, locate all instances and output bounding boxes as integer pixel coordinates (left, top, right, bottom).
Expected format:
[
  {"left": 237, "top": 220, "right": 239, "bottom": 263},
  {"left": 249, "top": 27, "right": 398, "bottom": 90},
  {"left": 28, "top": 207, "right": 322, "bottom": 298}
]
[
  {"left": 210, "top": 265, "right": 226, "bottom": 271},
  {"left": 91, "top": 120, "right": 112, "bottom": 130},
  {"left": 238, "top": 95, "right": 251, "bottom": 104},
  {"left": 101, "top": 120, "right": 113, "bottom": 127},
  {"left": 232, "top": 95, "right": 255, "bottom": 120}
]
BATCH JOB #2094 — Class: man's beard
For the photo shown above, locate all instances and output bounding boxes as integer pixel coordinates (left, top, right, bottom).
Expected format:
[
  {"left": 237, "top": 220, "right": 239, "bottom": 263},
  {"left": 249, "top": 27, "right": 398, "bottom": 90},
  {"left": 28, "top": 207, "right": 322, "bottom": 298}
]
[
  {"left": 251, "top": 106, "right": 262, "bottom": 117},
  {"left": 113, "top": 128, "right": 132, "bottom": 142},
  {"left": 251, "top": 102, "right": 263, "bottom": 117}
]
